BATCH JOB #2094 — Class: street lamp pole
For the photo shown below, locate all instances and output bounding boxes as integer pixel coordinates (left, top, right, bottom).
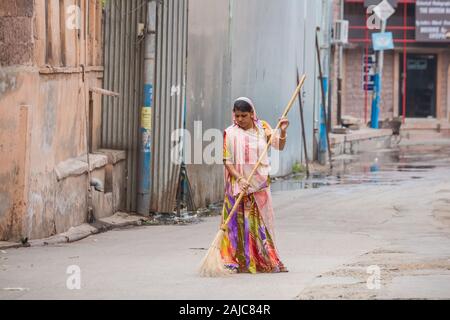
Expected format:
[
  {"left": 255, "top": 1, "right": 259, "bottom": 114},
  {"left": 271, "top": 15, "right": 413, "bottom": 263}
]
[{"left": 371, "top": 18, "right": 387, "bottom": 129}]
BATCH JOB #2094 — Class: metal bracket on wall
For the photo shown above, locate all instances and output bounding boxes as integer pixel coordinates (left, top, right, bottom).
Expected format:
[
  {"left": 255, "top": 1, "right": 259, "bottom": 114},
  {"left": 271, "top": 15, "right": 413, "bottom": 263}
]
[
  {"left": 86, "top": 87, "right": 120, "bottom": 223},
  {"left": 88, "top": 87, "right": 120, "bottom": 153}
]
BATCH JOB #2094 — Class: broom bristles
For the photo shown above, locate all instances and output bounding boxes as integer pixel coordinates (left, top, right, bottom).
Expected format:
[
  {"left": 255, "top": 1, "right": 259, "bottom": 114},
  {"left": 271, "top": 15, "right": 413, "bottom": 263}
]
[{"left": 199, "top": 229, "right": 233, "bottom": 277}]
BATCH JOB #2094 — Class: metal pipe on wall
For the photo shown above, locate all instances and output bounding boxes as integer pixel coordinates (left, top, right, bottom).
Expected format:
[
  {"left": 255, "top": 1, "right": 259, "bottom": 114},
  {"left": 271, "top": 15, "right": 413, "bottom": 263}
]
[
  {"left": 83, "top": 0, "right": 95, "bottom": 222},
  {"left": 137, "top": 0, "right": 156, "bottom": 215}
]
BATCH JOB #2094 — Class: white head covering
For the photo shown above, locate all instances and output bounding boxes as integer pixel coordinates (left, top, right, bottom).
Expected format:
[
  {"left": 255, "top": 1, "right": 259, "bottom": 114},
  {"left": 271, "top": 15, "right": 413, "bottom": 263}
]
[
  {"left": 234, "top": 97, "right": 256, "bottom": 112},
  {"left": 233, "top": 97, "right": 259, "bottom": 126}
]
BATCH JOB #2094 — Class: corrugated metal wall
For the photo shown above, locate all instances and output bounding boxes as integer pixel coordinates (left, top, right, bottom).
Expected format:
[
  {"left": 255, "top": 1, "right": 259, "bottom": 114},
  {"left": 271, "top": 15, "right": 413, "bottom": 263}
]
[
  {"left": 150, "top": 0, "right": 188, "bottom": 213},
  {"left": 185, "top": 0, "right": 233, "bottom": 209},
  {"left": 102, "top": 0, "right": 188, "bottom": 213},
  {"left": 186, "top": 0, "right": 330, "bottom": 208},
  {"left": 102, "top": 0, "right": 330, "bottom": 212},
  {"left": 102, "top": 0, "right": 147, "bottom": 212},
  {"left": 229, "top": 0, "right": 322, "bottom": 173}
]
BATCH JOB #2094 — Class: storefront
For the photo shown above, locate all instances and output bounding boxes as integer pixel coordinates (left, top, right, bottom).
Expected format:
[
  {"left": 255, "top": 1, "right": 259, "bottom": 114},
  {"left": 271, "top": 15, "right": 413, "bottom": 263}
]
[{"left": 340, "top": 0, "right": 450, "bottom": 130}]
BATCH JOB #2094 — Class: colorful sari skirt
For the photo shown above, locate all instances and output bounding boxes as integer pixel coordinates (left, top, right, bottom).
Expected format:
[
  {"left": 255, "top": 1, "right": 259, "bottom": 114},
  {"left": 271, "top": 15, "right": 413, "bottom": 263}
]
[{"left": 220, "top": 189, "right": 287, "bottom": 274}]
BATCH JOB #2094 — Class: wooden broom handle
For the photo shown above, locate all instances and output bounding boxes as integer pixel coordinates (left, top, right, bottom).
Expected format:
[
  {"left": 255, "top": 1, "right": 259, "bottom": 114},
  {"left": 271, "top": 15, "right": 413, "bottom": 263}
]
[{"left": 221, "top": 74, "right": 307, "bottom": 230}]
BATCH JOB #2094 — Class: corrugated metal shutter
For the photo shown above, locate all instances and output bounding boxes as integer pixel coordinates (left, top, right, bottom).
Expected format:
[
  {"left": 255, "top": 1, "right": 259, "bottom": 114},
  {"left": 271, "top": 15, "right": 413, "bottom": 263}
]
[
  {"left": 102, "top": 0, "right": 188, "bottom": 213},
  {"left": 102, "top": 0, "right": 147, "bottom": 212},
  {"left": 150, "top": 0, "right": 188, "bottom": 213}
]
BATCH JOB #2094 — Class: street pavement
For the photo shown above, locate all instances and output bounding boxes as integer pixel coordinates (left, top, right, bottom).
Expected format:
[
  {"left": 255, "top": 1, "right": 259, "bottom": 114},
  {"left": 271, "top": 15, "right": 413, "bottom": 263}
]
[{"left": 1, "top": 144, "right": 450, "bottom": 300}]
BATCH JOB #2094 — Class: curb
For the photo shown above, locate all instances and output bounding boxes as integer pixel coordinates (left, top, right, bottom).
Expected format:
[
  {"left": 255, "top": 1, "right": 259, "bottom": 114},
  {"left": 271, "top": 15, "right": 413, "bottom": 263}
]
[
  {"left": 0, "top": 210, "right": 218, "bottom": 251},
  {"left": 0, "top": 215, "right": 149, "bottom": 250}
]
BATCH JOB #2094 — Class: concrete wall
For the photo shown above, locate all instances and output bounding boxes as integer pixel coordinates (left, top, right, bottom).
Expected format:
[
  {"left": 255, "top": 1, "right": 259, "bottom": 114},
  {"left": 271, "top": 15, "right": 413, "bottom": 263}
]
[
  {"left": 185, "top": 0, "right": 231, "bottom": 209},
  {"left": 0, "top": 1, "right": 106, "bottom": 241}
]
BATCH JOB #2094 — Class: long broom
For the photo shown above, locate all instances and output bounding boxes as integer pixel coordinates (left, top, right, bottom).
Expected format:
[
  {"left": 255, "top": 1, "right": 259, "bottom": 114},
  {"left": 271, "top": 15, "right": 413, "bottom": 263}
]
[{"left": 199, "top": 74, "right": 307, "bottom": 277}]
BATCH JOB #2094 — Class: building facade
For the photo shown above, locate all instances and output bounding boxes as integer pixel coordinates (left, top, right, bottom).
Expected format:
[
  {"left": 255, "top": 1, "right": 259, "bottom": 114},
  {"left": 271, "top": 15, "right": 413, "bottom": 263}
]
[
  {"left": 333, "top": 0, "right": 450, "bottom": 134},
  {"left": 1, "top": 0, "right": 336, "bottom": 240},
  {"left": 0, "top": 0, "right": 127, "bottom": 241}
]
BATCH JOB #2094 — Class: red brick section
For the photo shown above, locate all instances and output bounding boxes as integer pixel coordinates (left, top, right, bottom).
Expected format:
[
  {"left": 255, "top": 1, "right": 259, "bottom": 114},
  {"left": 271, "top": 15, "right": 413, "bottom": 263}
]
[
  {"left": 440, "top": 53, "right": 449, "bottom": 120},
  {"left": 343, "top": 48, "right": 397, "bottom": 124},
  {"left": 0, "top": 0, "right": 34, "bottom": 66},
  {"left": 343, "top": 48, "right": 450, "bottom": 122},
  {"left": 330, "top": 0, "right": 342, "bottom": 126}
]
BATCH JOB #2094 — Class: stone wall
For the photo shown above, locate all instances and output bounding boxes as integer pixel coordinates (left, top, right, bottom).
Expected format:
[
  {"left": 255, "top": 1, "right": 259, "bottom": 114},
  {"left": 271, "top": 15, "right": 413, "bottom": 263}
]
[{"left": 0, "top": 0, "right": 34, "bottom": 66}]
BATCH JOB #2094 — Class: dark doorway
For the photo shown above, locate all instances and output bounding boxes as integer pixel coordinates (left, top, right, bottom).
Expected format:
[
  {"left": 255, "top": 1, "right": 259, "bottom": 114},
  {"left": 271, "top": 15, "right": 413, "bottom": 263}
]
[{"left": 399, "top": 54, "right": 437, "bottom": 118}]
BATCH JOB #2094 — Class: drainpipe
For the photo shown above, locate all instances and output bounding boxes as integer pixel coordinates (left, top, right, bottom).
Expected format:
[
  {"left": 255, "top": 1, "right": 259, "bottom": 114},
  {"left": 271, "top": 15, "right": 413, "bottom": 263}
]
[
  {"left": 137, "top": 0, "right": 156, "bottom": 215},
  {"left": 83, "top": 0, "right": 94, "bottom": 223}
]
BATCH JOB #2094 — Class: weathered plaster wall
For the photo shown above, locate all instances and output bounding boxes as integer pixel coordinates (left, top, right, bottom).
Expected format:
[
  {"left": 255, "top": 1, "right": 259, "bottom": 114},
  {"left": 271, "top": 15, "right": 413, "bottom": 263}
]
[
  {"left": 0, "top": 0, "right": 37, "bottom": 241},
  {"left": 24, "top": 73, "right": 102, "bottom": 240},
  {"left": 0, "top": 69, "right": 37, "bottom": 241},
  {"left": 1, "top": 68, "right": 104, "bottom": 240},
  {"left": 0, "top": 0, "right": 105, "bottom": 241}
]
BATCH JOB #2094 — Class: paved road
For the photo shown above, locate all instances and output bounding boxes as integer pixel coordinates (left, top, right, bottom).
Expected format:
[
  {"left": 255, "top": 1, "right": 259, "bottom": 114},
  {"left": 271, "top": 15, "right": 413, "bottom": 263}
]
[{"left": 1, "top": 144, "right": 450, "bottom": 299}]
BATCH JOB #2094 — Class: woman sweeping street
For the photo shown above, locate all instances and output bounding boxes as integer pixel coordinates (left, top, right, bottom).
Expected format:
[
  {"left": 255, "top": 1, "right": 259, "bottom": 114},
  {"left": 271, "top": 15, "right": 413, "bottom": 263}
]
[{"left": 220, "top": 97, "right": 290, "bottom": 274}]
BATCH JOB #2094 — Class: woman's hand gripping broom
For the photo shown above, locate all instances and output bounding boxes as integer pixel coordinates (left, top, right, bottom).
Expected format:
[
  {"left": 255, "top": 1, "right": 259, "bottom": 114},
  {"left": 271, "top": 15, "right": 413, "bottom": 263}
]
[{"left": 199, "top": 75, "right": 307, "bottom": 277}]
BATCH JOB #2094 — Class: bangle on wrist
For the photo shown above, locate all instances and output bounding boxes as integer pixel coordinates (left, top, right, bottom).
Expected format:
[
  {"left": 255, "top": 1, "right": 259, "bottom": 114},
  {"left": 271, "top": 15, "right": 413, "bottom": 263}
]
[{"left": 279, "top": 134, "right": 287, "bottom": 141}]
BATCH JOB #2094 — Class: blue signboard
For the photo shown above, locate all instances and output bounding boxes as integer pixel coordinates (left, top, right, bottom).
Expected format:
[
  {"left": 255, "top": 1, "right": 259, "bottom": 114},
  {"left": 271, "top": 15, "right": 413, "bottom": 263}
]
[{"left": 372, "top": 32, "right": 394, "bottom": 51}]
